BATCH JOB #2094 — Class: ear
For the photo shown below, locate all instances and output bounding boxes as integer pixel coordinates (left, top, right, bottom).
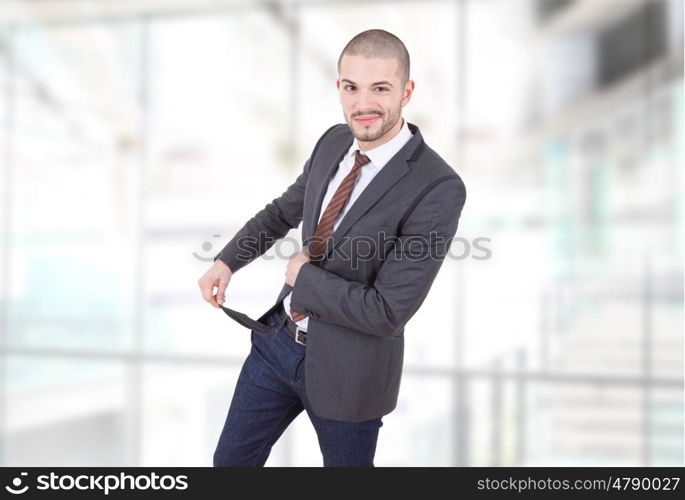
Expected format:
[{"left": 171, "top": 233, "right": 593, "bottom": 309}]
[{"left": 402, "top": 80, "right": 415, "bottom": 106}]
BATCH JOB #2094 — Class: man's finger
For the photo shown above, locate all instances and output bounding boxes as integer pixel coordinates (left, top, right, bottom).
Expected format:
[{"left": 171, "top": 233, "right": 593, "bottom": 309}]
[
  {"left": 199, "top": 278, "right": 219, "bottom": 308},
  {"left": 216, "top": 278, "right": 228, "bottom": 304}
]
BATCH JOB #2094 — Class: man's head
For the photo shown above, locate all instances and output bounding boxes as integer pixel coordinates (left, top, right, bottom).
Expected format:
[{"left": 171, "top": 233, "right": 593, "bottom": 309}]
[{"left": 336, "top": 29, "right": 415, "bottom": 150}]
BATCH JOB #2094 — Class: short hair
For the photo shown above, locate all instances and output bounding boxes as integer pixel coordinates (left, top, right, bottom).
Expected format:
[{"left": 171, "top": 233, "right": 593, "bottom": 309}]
[{"left": 337, "top": 29, "right": 410, "bottom": 88}]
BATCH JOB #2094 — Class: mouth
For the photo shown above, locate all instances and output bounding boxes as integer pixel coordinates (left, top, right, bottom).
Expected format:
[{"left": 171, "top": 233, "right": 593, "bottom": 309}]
[{"left": 354, "top": 115, "right": 380, "bottom": 126}]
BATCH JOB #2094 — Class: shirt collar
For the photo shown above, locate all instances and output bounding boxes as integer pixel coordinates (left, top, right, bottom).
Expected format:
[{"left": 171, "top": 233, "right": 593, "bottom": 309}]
[{"left": 347, "top": 117, "right": 413, "bottom": 169}]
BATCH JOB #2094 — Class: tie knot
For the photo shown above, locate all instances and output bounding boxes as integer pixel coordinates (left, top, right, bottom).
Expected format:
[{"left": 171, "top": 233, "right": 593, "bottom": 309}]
[{"left": 353, "top": 149, "right": 371, "bottom": 169}]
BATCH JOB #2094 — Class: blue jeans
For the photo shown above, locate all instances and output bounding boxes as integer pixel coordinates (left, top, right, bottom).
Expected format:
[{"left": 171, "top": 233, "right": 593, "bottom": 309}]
[{"left": 213, "top": 306, "right": 384, "bottom": 467}]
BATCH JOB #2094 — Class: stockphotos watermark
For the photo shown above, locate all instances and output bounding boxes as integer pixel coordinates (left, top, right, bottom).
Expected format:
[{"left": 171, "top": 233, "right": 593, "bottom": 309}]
[
  {"left": 3, "top": 471, "right": 188, "bottom": 495},
  {"left": 193, "top": 231, "right": 492, "bottom": 266}
]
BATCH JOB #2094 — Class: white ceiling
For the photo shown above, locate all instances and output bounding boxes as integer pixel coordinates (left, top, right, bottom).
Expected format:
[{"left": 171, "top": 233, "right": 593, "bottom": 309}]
[
  {"left": 0, "top": 0, "right": 275, "bottom": 25},
  {"left": 0, "top": 0, "right": 653, "bottom": 32}
]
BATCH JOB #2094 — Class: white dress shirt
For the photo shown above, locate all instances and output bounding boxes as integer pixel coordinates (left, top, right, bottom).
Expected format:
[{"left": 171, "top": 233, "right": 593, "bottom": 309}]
[{"left": 282, "top": 117, "right": 413, "bottom": 331}]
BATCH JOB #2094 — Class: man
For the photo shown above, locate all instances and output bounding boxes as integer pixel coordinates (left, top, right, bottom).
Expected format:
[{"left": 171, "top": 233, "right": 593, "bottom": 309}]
[{"left": 198, "top": 29, "right": 466, "bottom": 467}]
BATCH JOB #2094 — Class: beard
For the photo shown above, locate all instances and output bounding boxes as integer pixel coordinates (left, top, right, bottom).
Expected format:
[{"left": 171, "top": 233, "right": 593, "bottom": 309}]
[{"left": 347, "top": 103, "right": 402, "bottom": 143}]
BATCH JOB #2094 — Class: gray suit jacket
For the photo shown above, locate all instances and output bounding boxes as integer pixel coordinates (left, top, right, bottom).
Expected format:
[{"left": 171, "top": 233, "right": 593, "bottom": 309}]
[{"left": 215, "top": 121, "right": 466, "bottom": 422}]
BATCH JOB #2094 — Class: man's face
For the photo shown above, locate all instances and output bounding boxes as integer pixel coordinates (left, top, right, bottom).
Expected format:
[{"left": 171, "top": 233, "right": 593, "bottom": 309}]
[{"left": 337, "top": 54, "right": 413, "bottom": 148}]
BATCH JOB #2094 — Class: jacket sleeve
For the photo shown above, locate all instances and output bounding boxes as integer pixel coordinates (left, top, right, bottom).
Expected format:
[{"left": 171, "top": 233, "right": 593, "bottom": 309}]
[
  {"left": 213, "top": 124, "right": 339, "bottom": 273},
  {"left": 289, "top": 174, "right": 467, "bottom": 337}
]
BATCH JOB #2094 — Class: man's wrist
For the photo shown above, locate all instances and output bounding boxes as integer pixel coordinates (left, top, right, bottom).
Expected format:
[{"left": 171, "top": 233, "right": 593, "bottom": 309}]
[{"left": 214, "top": 253, "right": 233, "bottom": 274}]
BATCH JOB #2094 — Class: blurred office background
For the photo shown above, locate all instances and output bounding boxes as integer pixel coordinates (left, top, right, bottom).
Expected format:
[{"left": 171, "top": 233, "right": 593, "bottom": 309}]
[{"left": 0, "top": 0, "right": 682, "bottom": 466}]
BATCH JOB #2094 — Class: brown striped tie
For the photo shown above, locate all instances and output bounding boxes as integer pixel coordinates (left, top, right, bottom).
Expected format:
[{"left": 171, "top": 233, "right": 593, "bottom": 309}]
[{"left": 290, "top": 149, "right": 371, "bottom": 322}]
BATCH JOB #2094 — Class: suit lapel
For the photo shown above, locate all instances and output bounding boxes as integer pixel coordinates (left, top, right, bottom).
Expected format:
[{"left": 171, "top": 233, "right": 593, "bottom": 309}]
[
  {"left": 306, "top": 140, "right": 351, "bottom": 239},
  {"left": 320, "top": 155, "right": 409, "bottom": 260},
  {"left": 307, "top": 122, "right": 425, "bottom": 261}
]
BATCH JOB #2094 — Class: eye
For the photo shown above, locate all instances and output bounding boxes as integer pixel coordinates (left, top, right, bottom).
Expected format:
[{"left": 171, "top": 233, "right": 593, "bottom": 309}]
[
  {"left": 344, "top": 84, "right": 356, "bottom": 91},
  {"left": 376, "top": 87, "right": 389, "bottom": 92}
]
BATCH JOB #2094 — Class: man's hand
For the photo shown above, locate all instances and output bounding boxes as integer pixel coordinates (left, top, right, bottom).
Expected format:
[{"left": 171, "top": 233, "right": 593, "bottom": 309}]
[
  {"left": 198, "top": 259, "right": 232, "bottom": 308},
  {"left": 285, "top": 247, "right": 311, "bottom": 286}
]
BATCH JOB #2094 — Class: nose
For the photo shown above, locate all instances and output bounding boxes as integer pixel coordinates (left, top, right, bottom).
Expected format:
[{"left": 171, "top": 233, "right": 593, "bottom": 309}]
[{"left": 354, "top": 88, "right": 379, "bottom": 110}]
